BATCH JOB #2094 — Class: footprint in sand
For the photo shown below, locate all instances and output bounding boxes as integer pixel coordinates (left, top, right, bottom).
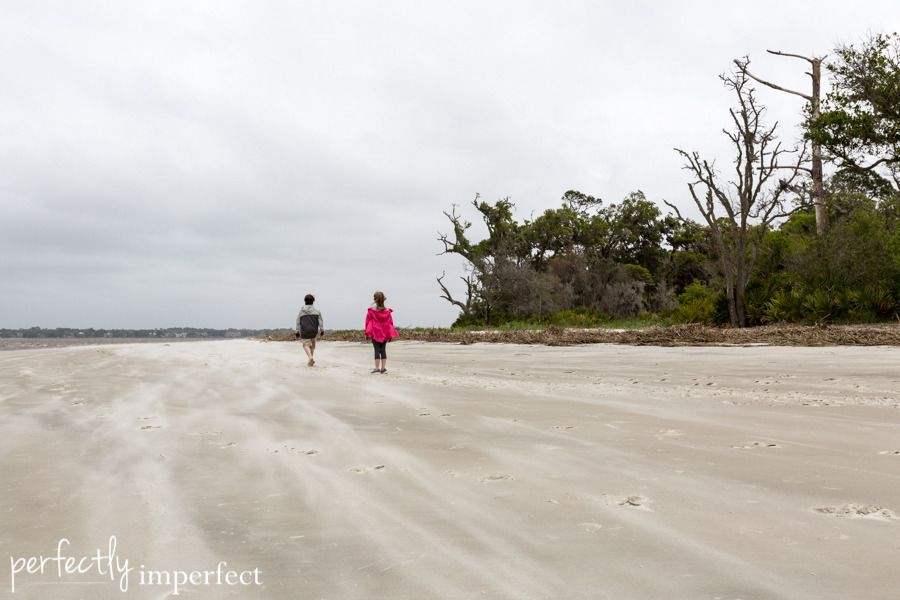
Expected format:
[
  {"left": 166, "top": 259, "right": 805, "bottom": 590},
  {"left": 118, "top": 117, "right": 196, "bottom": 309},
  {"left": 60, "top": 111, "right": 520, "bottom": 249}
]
[
  {"left": 271, "top": 445, "right": 319, "bottom": 455},
  {"left": 617, "top": 495, "right": 653, "bottom": 511},
  {"left": 348, "top": 465, "right": 386, "bottom": 474},
  {"left": 657, "top": 429, "right": 684, "bottom": 438},
  {"left": 578, "top": 522, "right": 603, "bottom": 532},
  {"left": 731, "top": 441, "right": 780, "bottom": 449},
  {"left": 140, "top": 425, "right": 161, "bottom": 430},
  {"left": 813, "top": 504, "right": 896, "bottom": 520},
  {"left": 479, "top": 474, "right": 513, "bottom": 483},
  {"left": 553, "top": 425, "right": 575, "bottom": 431}
]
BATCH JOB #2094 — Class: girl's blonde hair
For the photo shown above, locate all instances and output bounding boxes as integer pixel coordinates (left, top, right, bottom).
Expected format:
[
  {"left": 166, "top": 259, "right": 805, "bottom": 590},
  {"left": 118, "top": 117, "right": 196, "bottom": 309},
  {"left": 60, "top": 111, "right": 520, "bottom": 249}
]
[{"left": 373, "top": 290, "right": 386, "bottom": 309}]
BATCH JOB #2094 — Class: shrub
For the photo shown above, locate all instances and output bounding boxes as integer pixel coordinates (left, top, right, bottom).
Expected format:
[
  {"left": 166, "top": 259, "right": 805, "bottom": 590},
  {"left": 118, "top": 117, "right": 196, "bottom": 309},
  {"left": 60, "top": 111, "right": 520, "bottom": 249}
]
[
  {"left": 545, "top": 308, "right": 611, "bottom": 328},
  {"left": 597, "top": 280, "right": 645, "bottom": 318},
  {"left": 672, "top": 282, "right": 720, "bottom": 324},
  {"left": 802, "top": 289, "right": 835, "bottom": 323},
  {"left": 858, "top": 286, "right": 896, "bottom": 319}
]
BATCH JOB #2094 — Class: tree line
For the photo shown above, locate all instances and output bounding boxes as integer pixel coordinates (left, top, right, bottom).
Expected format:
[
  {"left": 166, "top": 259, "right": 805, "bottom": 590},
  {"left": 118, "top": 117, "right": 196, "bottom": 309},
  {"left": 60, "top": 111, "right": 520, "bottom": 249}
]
[{"left": 438, "top": 33, "right": 900, "bottom": 328}]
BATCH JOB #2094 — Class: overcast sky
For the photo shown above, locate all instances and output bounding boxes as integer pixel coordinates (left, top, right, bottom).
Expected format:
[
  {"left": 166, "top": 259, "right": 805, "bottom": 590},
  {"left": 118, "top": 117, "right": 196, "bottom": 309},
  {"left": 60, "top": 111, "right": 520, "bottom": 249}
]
[{"left": 1, "top": 1, "right": 896, "bottom": 329}]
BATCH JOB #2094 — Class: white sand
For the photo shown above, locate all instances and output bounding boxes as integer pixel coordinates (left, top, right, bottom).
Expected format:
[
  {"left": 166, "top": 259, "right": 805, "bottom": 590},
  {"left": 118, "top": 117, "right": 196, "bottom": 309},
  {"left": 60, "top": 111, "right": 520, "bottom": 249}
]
[{"left": 1, "top": 339, "right": 899, "bottom": 599}]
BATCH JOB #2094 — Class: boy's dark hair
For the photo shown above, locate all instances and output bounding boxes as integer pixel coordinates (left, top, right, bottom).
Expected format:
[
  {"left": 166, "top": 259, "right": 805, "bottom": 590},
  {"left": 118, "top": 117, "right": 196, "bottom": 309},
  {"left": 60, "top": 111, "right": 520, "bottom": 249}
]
[{"left": 304, "top": 294, "right": 315, "bottom": 305}]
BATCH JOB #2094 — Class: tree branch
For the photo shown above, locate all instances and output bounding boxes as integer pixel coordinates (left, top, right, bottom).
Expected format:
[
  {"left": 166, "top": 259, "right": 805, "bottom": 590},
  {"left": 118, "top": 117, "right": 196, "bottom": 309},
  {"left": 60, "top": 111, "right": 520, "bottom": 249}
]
[
  {"left": 766, "top": 49, "right": 816, "bottom": 64},
  {"left": 734, "top": 57, "right": 811, "bottom": 101},
  {"left": 436, "top": 271, "right": 471, "bottom": 313},
  {"left": 662, "top": 199, "right": 684, "bottom": 221}
]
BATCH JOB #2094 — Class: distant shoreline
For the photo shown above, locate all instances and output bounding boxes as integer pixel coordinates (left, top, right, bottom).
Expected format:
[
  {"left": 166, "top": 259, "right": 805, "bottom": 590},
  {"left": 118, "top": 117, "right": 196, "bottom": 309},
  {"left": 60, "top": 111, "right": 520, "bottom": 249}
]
[{"left": 0, "top": 337, "right": 224, "bottom": 351}]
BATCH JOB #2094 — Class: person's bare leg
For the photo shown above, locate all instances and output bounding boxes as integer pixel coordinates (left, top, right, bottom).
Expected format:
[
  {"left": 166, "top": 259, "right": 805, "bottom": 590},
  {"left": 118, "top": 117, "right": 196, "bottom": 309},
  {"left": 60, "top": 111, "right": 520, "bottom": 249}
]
[
  {"left": 304, "top": 344, "right": 313, "bottom": 366},
  {"left": 380, "top": 359, "right": 387, "bottom": 374},
  {"left": 372, "top": 358, "right": 382, "bottom": 373}
]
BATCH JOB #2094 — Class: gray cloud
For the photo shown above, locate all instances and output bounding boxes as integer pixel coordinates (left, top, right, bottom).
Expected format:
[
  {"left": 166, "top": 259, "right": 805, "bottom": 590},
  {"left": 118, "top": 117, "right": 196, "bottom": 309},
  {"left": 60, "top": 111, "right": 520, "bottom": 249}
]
[{"left": 1, "top": 1, "right": 897, "bottom": 328}]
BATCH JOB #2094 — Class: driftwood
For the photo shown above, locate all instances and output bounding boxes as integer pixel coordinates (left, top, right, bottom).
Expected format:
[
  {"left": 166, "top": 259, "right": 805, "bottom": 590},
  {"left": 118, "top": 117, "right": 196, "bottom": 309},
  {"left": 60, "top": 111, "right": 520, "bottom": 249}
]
[{"left": 264, "top": 323, "right": 900, "bottom": 347}]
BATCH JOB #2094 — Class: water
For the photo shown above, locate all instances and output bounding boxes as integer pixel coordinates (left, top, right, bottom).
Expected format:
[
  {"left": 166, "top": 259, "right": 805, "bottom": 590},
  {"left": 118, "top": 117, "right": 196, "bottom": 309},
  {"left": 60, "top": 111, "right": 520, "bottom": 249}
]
[{"left": 0, "top": 338, "right": 217, "bottom": 351}]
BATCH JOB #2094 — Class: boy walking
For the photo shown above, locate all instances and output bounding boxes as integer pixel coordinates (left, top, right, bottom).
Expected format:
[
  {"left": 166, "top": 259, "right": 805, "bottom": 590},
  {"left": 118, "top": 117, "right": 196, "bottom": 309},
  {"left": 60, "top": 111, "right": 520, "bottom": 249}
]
[{"left": 296, "top": 294, "right": 325, "bottom": 366}]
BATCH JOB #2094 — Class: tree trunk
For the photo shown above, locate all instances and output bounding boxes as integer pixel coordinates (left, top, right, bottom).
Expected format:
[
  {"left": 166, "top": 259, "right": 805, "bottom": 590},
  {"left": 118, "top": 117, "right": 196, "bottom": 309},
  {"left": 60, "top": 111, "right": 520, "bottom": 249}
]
[
  {"left": 724, "top": 272, "right": 739, "bottom": 327},
  {"left": 810, "top": 58, "right": 827, "bottom": 236},
  {"left": 735, "top": 286, "right": 747, "bottom": 327},
  {"left": 737, "top": 52, "right": 828, "bottom": 235}
]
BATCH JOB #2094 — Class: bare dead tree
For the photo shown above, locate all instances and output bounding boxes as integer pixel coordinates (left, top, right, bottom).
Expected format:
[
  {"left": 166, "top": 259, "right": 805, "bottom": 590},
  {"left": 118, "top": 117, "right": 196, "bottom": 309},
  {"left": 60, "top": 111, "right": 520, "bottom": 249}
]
[
  {"left": 735, "top": 50, "right": 827, "bottom": 235},
  {"left": 667, "top": 69, "right": 806, "bottom": 327},
  {"left": 436, "top": 197, "right": 486, "bottom": 321},
  {"left": 436, "top": 270, "right": 475, "bottom": 316}
]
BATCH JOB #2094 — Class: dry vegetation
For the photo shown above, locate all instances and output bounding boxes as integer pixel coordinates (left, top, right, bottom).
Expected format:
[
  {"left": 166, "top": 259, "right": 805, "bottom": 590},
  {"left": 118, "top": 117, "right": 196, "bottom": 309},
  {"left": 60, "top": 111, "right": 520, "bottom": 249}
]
[{"left": 264, "top": 323, "right": 900, "bottom": 347}]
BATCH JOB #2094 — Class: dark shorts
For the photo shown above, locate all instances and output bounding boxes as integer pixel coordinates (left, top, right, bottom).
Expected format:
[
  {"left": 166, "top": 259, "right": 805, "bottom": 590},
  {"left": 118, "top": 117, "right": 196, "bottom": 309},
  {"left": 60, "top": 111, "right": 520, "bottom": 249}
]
[{"left": 372, "top": 340, "right": 387, "bottom": 359}]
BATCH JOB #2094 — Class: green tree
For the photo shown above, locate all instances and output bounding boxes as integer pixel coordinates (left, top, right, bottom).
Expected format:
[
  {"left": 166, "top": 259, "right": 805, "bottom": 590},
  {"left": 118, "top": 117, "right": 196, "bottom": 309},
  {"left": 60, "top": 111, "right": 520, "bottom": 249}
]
[
  {"left": 589, "top": 191, "right": 667, "bottom": 271},
  {"left": 808, "top": 33, "right": 900, "bottom": 196},
  {"left": 437, "top": 195, "right": 523, "bottom": 323},
  {"left": 663, "top": 217, "right": 713, "bottom": 295},
  {"left": 522, "top": 202, "right": 583, "bottom": 270},
  {"left": 437, "top": 190, "right": 669, "bottom": 324}
]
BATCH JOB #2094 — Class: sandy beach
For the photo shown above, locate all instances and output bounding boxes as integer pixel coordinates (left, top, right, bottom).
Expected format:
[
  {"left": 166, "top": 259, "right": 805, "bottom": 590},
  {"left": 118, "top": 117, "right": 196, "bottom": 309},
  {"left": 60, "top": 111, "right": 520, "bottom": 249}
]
[{"left": 1, "top": 339, "right": 899, "bottom": 599}]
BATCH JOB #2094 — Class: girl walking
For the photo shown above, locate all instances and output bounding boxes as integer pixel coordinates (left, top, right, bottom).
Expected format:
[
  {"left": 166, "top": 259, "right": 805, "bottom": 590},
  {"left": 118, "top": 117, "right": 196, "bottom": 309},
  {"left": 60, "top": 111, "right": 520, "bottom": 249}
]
[{"left": 365, "top": 290, "right": 398, "bottom": 373}]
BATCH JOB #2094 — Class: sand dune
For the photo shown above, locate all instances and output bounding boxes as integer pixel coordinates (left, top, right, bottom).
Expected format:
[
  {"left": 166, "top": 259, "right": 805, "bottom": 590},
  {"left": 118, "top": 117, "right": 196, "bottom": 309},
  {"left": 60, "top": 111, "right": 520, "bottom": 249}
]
[{"left": 1, "top": 339, "right": 898, "bottom": 599}]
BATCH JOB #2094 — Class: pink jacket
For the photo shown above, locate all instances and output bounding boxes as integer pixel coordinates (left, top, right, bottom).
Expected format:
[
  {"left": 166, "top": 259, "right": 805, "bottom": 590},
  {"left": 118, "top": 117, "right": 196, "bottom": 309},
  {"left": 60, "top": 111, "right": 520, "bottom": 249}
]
[{"left": 365, "top": 307, "right": 399, "bottom": 343}]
